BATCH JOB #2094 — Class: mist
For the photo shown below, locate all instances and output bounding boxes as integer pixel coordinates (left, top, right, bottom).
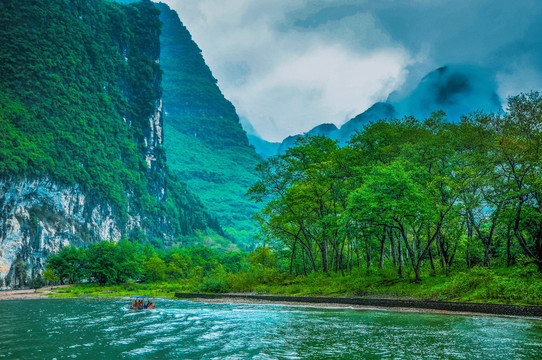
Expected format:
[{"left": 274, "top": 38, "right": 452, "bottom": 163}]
[{"left": 161, "top": 0, "right": 542, "bottom": 141}]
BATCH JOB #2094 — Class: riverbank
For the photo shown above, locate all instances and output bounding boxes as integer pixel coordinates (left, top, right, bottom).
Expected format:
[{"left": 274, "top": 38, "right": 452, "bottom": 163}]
[
  {"left": 0, "top": 286, "right": 67, "bottom": 300},
  {"left": 175, "top": 292, "right": 542, "bottom": 318},
  {"left": 3, "top": 284, "right": 541, "bottom": 318}
]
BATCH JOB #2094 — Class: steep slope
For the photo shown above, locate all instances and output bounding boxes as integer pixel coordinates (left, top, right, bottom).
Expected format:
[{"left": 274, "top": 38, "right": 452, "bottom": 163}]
[
  {"left": 156, "top": 3, "right": 263, "bottom": 248},
  {"left": 251, "top": 65, "right": 502, "bottom": 156},
  {"left": 0, "top": 0, "right": 220, "bottom": 285}
]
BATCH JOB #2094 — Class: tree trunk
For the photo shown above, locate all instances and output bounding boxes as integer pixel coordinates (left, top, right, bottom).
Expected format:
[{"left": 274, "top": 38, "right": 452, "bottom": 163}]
[
  {"left": 356, "top": 244, "right": 361, "bottom": 268},
  {"left": 428, "top": 246, "right": 435, "bottom": 271},
  {"left": 339, "top": 237, "right": 346, "bottom": 275},
  {"left": 389, "top": 229, "right": 397, "bottom": 266},
  {"left": 483, "top": 242, "right": 490, "bottom": 267},
  {"left": 346, "top": 240, "right": 351, "bottom": 273},
  {"left": 379, "top": 228, "right": 386, "bottom": 269},
  {"left": 506, "top": 225, "right": 512, "bottom": 267},
  {"left": 466, "top": 221, "right": 473, "bottom": 269},
  {"left": 397, "top": 238, "right": 403, "bottom": 278},
  {"left": 290, "top": 238, "right": 297, "bottom": 275}
]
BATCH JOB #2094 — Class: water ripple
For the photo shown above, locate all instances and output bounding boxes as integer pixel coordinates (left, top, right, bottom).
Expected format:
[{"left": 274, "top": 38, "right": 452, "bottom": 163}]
[{"left": 0, "top": 298, "right": 541, "bottom": 359}]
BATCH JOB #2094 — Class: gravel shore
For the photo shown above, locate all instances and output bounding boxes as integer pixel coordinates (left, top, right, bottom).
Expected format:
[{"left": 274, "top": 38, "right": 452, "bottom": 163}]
[{"left": 0, "top": 286, "right": 66, "bottom": 300}]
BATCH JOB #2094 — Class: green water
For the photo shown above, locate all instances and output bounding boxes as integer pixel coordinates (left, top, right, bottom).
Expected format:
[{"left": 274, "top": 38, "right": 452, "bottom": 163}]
[{"left": 0, "top": 299, "right": 541, "bottom": 359}]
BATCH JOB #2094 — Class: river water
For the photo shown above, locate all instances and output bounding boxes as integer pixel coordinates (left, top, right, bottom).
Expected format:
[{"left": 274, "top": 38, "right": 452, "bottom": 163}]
[{"left": 0, "top": 298, "right": 541, "bottom": 359}]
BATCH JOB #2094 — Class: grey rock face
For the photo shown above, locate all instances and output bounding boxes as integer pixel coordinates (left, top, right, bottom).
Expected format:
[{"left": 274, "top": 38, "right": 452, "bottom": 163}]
[{"left": 0, "top": 178, "right": 137, "bottom": 288}]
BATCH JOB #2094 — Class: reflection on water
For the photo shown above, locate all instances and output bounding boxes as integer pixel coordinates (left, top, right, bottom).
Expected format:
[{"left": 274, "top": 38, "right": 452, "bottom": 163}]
[{"left": 0, "top": 298, "right": 541, "bottom": 359}]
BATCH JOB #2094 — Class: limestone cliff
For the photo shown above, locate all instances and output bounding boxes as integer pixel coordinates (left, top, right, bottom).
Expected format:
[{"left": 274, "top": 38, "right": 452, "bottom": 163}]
[
  {"left": 0, "top": 0, "right": 218, "bottom": 287},
  {"left": 0, "top": 178, "right": 126, "bottom": 280}
]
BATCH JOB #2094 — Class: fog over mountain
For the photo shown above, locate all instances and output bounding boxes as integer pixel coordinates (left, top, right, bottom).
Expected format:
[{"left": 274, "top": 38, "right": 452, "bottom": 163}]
[{"left": 162, "top": 0, "right": 542, "bottom": 141}]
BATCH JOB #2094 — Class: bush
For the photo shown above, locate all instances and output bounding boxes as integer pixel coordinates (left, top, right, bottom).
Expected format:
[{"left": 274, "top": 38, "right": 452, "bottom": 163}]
[
  {"left": 198, "top": 277, "right": 227, "bottom": 293},
  {"left": 441, "top": 266, "right": 494, "bottom": 299}
]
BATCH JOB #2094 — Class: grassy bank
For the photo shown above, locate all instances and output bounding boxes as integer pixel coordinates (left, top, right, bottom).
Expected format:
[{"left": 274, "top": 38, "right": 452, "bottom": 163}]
[
  {"left": 46, "top": 264, "right": 542, "bottom": 307},
  {"left": 250, "top": 267, "right": 542, "bottom": 306},
  {"left": 46, "top": 282, "right": 182, "bottom": 299}
]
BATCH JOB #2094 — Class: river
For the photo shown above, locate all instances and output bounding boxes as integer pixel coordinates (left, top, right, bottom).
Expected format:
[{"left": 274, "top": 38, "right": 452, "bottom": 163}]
[{"left": 0, "top": 298, "right": 541, "bottom": 359}]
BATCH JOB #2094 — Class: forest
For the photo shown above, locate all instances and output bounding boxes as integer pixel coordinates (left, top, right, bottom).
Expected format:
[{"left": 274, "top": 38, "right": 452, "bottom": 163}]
[{"left": 249, "top": 92, "right": 542, "bottom": 281}]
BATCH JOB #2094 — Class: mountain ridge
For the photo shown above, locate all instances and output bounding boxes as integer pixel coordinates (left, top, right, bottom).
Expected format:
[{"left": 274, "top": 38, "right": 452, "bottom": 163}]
[
  {"left": 157, "top": 2, "right": 263, "bottom": 248},
  {"left": 249, "top": 64, "right": 503, "bottom": 156}
]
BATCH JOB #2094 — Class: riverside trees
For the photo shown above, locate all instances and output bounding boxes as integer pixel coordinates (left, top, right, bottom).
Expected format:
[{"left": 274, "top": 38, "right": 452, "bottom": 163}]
[
  {"left": 45, "top": 240, "right": 249, "bottom": 286},
  {"left": 249, "top": 92, "right": 542, "bottom": 280}
]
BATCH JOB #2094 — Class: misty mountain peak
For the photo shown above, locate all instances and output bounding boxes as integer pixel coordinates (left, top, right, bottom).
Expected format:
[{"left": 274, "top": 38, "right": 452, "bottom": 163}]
[{"left": 393, "top": 64, "right": 502, "bottom": 121}]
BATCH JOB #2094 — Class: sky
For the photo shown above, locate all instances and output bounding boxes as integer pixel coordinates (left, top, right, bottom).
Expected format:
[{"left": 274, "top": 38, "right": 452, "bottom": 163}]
[{"left": 160, "top": 0, "right": 542, "bottom": 142}]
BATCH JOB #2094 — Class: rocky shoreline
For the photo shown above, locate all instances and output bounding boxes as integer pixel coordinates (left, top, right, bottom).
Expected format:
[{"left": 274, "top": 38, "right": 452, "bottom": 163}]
[{"left": 175, "top": 292, "right": 542, "bottom": 318}]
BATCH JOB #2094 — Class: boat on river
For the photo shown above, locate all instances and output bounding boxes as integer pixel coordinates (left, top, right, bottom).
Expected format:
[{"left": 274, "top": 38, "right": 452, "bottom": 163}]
[{"left": 127, "top": 295, "right": 155, "bottom": 311}]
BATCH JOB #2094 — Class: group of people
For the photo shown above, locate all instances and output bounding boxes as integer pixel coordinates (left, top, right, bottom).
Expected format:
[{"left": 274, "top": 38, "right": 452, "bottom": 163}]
[{"left": 131, "top": 298, "right": 155, "bottom": 310}]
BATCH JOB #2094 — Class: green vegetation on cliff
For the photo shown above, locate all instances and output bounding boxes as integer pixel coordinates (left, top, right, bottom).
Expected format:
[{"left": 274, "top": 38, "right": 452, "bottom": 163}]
[
  {"left": 1, "top": 0, "right": 158, "bottom": 206},
  {"left": 0, "top": 0, "right": 221, "bottom": 242},
  {"left": 156, "top": 3, "right": 263, "bottom": 248}
]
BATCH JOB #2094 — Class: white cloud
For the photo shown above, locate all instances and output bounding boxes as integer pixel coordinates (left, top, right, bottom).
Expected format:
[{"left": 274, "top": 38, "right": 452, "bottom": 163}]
[
  {"left": 230, "top": 46, "right": 408, "bottom": 141},
  {"left": 159, "top": 0, "right": 411, "bottom": 141},
  {"left": 160, "top": 0, "right": 542, "bottom": 141}
]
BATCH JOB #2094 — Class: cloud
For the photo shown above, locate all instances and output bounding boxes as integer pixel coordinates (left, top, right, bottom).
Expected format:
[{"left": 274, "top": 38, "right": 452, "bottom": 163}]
[
  {"left": 160, "top": 0, "right": 542, "bottom": 141},
  {"left": 230, "top": 46, "right": 407, "bottom": 140}
]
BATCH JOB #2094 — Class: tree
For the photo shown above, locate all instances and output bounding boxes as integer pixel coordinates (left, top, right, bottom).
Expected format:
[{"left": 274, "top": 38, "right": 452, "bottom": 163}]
[
  {"left": 86, "top": 241, "right": 117, "bottom": 285},
  {"left": 248, "top": 247, "right": 277, "bottom": 269},
  {"left": 113, "top": 239, "right": 143, "bottom": 283},
  {"left": 494, "top": 92, "right": 542, "bottom": 271},
  {"left": 14, "top": 259, "right": 29, "bottom": 288},
  {"left": 42, "top": 266, "right": 60, "bottom": 287},
  {"left": 167, "top": 252, "right": 190, "bottom": 279},
  {"left": 29, "top": 275, "right": 44, "bottom": 292},
  {"left": 144, "top": 254, "right": 166, "bottom": 282},
  {"left": 249, "top": 136, "right": 348, "bottom": 274},
  {"left": 348, "top": 160, "right": 434, "bottom": 281},
  {"left": 46, "top": 246, "right": 86, "bottom": 284}
]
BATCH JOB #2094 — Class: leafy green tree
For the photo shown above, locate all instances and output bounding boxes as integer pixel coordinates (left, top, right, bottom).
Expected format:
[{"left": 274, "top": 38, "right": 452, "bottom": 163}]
[
  {"left": 51, "top": 246, "right": 87, "bottom": 284},
  {"left": 86, "top": 242, "right": 117, "bottom": 285},
  {"left": 113, "top": 239, "right": 143, "bottom": 283},
  {"left": 348, "top": 160, "right": 433, "bottom": 281},
  {"left": 494, "top": 92, "right": 542, "bottom": 271},
  {"left": 42, "top": 266, "right": 60, "bottom": 286},
  {"left": 166, "top": 252, "right": 190, "bottom": 279},
  {"left": 144, "top": 254, "right": 166, "bottom": 282},
  {"left": 248, "top": 247, "right": 277, "bottom": 269},
  {"left": 249, "top": 136, "right": 347, "bottom": 274}
]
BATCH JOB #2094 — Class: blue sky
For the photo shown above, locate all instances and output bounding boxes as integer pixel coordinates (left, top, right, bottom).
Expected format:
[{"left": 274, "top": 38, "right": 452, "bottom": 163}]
[{"left": 161, "top": 0, "right": 542, "bottom": 142}]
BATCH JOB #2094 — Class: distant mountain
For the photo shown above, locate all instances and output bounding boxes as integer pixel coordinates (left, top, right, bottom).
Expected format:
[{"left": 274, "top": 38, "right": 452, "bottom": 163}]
[
  {"left": 250, "top": 64, "right": 502, "bottom": 156},
  {"left": 156, "top": 3, "right": 263, "bottom": 249},
  {"left": 247, "top": 135, "right": 281, "bottom": 159},
  {"left": 390, "top": 64, "right": 502, "bottom": 122}
]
